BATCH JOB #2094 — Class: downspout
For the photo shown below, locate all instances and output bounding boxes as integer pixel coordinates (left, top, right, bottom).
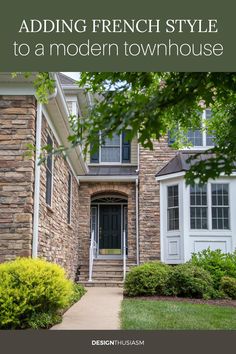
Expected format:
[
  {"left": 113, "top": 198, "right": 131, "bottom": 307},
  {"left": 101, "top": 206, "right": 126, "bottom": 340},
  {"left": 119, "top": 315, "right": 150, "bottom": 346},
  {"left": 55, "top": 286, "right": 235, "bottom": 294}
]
[
  {"left": 32, "top": 102, "right": 42, "bottom": 258},
  {"left": 135, "top": 177, "right": 139, "bottom": 265},
  {"left": 135, "top": 135, "right": 140, "bottom": 265},
  {"left": 32, "top": 77, "right": 57, "bottom": 258}
]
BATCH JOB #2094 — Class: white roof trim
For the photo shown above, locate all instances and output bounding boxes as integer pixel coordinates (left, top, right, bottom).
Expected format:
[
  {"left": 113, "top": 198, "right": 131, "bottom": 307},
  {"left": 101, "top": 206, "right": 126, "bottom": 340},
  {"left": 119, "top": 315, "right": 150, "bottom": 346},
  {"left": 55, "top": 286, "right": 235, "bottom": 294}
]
[
  {"left": 156, "top": 171, "right": 236, "bottom": 182},
  {"left": 156, "top": 171, "right": 186, "bottom": 181}
]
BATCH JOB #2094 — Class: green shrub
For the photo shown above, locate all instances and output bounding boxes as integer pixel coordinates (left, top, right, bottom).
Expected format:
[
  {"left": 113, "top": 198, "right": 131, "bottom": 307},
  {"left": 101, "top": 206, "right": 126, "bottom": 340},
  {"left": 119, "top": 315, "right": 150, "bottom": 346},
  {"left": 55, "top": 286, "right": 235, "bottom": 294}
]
[
  {"left": 220, "top": 276, "right": 236, "bottom": 299},
  {"left": 191, "top": 249, "right": 236, "bottom": 288},
  {"left": 167, "top": 263, "right": 215, "bottom": 299},
  {"left": 124, "top": 262, "right": 171, "bottom": 297},
  {"left": 0, "top": 258, "right": 74, "bottom": 329},
  {"left": 70, "top": 283, "right": 86, "bottom": 305},
  {"left": 27, "top": 311, "right": 62, "bottom": 329}
]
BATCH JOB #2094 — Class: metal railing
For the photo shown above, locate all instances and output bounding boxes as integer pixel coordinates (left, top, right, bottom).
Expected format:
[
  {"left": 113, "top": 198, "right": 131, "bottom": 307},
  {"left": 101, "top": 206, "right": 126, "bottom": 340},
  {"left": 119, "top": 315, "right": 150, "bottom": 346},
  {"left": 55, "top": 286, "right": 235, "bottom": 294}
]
[
  {"left": 123, "top": 230, "right": 126, "bottom": 280},
  {"left": 88, "top": 230, "right": 96, "bottom": 282}
]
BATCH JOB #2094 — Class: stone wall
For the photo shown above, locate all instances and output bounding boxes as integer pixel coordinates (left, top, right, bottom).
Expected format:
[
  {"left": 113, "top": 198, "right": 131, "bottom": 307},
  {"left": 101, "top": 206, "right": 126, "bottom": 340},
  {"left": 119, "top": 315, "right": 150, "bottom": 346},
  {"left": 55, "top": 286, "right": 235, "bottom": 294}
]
[
  {"left": 139, "top": 139, "right": 176, "bottom": 263},
  {"left": 0, "top": 95, "right": 36, "bottom": 262},
  {"left": 78, "top": 182, "right": 137, "bottom": 267},
  {"left": 38, "top": 116, "right": 80, "bottom": 280}
]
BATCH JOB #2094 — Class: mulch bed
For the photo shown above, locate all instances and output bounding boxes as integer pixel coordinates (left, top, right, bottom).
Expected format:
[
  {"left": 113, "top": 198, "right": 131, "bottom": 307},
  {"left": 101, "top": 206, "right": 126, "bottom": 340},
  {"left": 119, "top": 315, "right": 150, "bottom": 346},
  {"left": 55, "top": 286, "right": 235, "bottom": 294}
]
[{"left": 124, "top": 295, "right": 236, "bottom": 307}]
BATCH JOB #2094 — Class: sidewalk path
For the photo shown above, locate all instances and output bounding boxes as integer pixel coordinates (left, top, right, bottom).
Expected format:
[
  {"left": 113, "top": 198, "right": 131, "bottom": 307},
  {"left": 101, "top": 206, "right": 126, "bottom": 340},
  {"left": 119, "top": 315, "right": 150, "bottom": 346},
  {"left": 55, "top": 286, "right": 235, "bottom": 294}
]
[{"left": 52, "top": 287, "right": 123, "bottom": 330}]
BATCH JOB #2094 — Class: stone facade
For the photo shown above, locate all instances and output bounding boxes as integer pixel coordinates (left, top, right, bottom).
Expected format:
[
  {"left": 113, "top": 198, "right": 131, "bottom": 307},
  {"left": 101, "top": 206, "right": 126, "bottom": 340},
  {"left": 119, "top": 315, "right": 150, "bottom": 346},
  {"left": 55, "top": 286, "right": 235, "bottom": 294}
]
[
  {"left": 0, "top": 95, "right": 36, "bottom": 262},
  {"left": 78, "top": 182, "right": 137, "bottom": 268},
  {"left": 0, "top": 89, "right": 178, "bottom": 277},
  {"left": 139, "top": 138, "right": 176, "bottom": 263},
  {"left": 37, "top": 116, "right": 80, "bottom": 279}
]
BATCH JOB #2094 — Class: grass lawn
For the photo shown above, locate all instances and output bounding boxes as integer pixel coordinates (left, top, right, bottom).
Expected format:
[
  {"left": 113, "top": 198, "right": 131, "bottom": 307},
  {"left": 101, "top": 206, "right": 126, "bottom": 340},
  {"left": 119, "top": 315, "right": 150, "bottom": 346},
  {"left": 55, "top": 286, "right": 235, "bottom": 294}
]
[{"left": 121, "top": 299, "right": 236, "bottom": 330}]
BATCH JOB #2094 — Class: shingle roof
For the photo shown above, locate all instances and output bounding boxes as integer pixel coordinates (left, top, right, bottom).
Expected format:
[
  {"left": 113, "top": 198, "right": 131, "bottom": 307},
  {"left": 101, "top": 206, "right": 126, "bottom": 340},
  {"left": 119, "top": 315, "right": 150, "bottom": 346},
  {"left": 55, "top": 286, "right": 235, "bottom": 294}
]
[
  {"left": 58, "top": 73, "right": 77, "bottom": 85},
  {"left": 88, "top": 166, "right": 138, "bottom": 176},
  {"left": 155, "top": 151, "right": 212, "bottom": 177}
]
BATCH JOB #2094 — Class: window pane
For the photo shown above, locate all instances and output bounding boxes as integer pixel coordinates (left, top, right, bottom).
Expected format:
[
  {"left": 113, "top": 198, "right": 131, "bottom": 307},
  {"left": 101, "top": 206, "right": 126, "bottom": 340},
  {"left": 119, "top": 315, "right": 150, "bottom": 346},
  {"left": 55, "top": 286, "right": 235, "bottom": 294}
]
[
  {"left": 206, "top": 109, "right": 214, "bottom": 146},
  {"left": 186, "top": 129, "right": 203, "bottom": 146},
  {"left": 190, "top": 184, "right": 207, "bottom": 229},
  {"left": 167, "top": 185, "right": 179, "bottom": 231},
  {"left": 104, "top": 134, "right": 120, "bottom": 146},
  {"left": 101, "top": 147, "right": 120, "bottom": 162},
  {"left": 211, "top": 184, "right": 229, "bottom": 229}
]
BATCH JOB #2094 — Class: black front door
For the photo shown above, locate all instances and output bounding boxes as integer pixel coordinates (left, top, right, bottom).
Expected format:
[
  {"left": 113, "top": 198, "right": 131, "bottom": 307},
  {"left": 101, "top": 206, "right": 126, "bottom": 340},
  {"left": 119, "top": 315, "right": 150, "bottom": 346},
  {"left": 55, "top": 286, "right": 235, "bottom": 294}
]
[{"left": 99, "top": 205, "right": 121, "bottom": 255}]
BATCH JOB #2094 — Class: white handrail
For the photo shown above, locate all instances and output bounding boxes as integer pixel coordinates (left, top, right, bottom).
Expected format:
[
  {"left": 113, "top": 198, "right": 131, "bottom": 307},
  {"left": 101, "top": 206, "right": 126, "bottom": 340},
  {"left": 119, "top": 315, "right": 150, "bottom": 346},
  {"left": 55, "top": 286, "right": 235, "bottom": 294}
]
[
  {"left": 123, "top": 230, "right": 126, "bottom": 280},
  {"left": 88, "top": 230, "right": 95, "bottom": 282}
]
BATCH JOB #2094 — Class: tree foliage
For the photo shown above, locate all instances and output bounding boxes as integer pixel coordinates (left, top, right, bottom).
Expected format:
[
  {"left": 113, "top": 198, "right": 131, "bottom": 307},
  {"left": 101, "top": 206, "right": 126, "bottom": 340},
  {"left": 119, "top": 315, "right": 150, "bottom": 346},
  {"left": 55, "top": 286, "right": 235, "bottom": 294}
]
[
  {"left": 14, "top": 72, "right": 236, "bottom": 184},
  {"left": 78, "top": 72, "right": 236, "bottom": 184}
]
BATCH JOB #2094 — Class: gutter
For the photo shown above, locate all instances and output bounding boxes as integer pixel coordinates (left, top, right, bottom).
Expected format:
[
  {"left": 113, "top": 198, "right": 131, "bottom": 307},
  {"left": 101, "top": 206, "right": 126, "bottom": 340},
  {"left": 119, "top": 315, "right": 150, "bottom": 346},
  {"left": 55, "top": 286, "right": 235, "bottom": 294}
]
[
  {"left": 54, "top": 74, "right": 88, "bottom": 175},
  {"left": 135, "top": 133, "right": 140, "bottom": 265},
  {"left": 32, "top": 77, "right": 58, "bottom": 258},
  {"left": 135, "top": 177, "right": 140, "bottom": 265}
]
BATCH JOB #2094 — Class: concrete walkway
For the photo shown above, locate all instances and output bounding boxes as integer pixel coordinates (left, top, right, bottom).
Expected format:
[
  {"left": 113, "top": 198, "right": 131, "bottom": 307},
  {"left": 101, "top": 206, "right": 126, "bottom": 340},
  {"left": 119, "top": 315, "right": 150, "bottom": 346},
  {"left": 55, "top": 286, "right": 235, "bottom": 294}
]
[{"left": 52, "top": 287, "right": 123, "bottom": 330}]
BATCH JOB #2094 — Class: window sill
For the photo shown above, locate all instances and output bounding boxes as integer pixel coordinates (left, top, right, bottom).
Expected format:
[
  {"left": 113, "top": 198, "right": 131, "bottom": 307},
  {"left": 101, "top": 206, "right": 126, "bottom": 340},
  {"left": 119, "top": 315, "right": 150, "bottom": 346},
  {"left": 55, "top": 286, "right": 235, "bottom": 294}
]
[
  {"left": 180, "top": 146, "right": 214, "bottom": 151},
  {"left": 88, "top": 163, "right": 136, "bottom": 166}
]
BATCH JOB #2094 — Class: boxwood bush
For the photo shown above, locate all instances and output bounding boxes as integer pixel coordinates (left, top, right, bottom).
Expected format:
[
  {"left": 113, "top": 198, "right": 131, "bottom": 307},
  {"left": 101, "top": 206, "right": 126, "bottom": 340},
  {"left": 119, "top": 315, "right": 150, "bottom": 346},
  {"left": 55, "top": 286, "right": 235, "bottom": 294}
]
[
  {"left": 124, "top": 250, "right": 236, "bottom": 299},
  {"left": 0, "top": 258, "right": 85, "bottom": 329},
  {"left": 191, "top": 249, "right": 236, "bottom": 289},
  {"left": 167, "top": 263, "right": 215, "bottom": 299},
  {"left": 124, "top": 262, "right": 171, "bottom": 296},
  {"left": 220, "top": 276, "right": 236, "bottom": 300}
]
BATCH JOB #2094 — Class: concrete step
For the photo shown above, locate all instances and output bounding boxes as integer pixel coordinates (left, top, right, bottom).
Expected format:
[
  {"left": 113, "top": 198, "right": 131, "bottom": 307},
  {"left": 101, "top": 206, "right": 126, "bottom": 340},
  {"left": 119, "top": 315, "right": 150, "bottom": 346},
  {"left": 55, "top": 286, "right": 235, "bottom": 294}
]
[
  {"left": 93, "top": 271, "right": 123, "bottom": 276},
  {"left": 93, "top": 274, "right": 123, "bottom": 279},
  {"left": 77, "top": 280, "right": 124, "bottom": 287},
  {"left": 92, "top": 266, "right": 123, "bottom": 272}
]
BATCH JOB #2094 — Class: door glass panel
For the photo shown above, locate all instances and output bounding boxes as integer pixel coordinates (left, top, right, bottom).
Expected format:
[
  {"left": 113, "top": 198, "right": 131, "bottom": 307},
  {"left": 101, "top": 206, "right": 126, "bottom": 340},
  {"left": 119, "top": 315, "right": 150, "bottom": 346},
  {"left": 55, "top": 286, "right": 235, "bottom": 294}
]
[{"left": 99, "top": 205, "right": 122, "bottom": 255}]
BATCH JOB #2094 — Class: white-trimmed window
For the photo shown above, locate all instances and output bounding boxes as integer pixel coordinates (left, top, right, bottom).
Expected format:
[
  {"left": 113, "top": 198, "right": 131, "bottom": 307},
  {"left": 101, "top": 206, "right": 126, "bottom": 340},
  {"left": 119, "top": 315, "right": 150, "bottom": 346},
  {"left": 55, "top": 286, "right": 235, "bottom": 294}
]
[
  {"left": 168, "top": 109, "right": 214, "bottom": 148},
  {"left": 190, "top": 185, "right": 208, "bottom": 229},
  {"left": 67, "top": 172, "right": 72, "bottom": 225},
  {"left": 167, "top": 185, "right": 179, "bottom": 231},
  {"left": 186, "top": 109, "right": 214, "bottom": 148},
  {"left": 101, "top": 134, "right": 121, "bottom": 163},
  {"left": 90, "top": 132, "right": 131, "bottom": 164},
  {"left": 189, "top": 183, "right": 230, "bottom": 230},
  {"left": 212, "top": 183, "right": 230, "bottom": 230},
  {"left": 45, "top": 133, "right": 54, "bottom": 207}
]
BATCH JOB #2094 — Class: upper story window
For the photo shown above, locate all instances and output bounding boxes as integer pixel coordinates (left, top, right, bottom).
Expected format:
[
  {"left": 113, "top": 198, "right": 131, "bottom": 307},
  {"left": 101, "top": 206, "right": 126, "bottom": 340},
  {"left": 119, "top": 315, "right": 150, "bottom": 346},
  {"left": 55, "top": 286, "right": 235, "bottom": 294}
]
[
  {"left": 101, "top": 134, "right": 121, "bottom": 162},
  {"left": 167, "top": 185, "right": 179, "bottom": 231},
  {"left": 186, "top": 109, "right": 214, "bottom": 148},
  {"left": 45, "top": 133, "right": 54, "bottom": 207},
  {"left": 168, "top": 109, "right": 214, "bottom": 149},
  {"left": 90, "top": 132, "right": 131, "bottom": 164}
]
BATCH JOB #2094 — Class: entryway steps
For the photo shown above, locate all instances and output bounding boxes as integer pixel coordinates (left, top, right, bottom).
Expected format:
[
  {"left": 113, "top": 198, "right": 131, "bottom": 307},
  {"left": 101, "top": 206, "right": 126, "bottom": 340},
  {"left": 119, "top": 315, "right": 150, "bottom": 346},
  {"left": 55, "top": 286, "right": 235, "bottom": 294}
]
[
  {"left": 78, "top": 280, "right": 124, "bottom": 288},
  {"left": 77, "top": 258, "right": 136, "bottom": 287}
]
